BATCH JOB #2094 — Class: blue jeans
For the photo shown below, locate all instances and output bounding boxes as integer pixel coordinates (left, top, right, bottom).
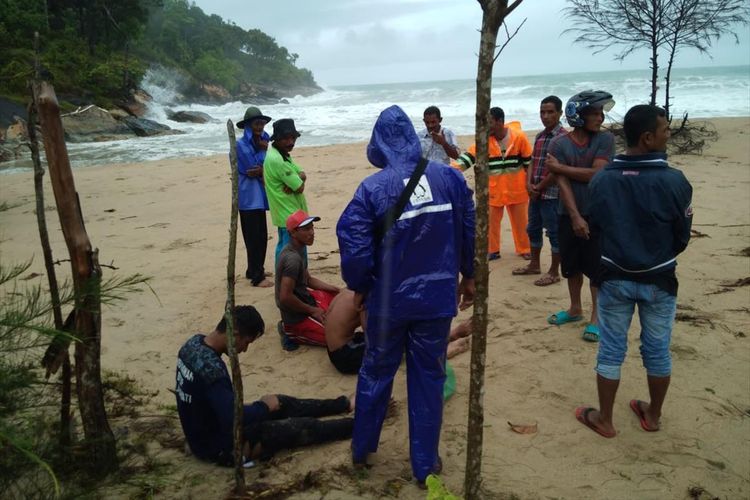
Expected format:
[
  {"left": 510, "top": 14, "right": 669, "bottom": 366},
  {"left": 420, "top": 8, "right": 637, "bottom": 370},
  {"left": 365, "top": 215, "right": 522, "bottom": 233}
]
[
  {"left": 596, "top": 280, "right": 677, "bottom": 380},
  {"left": 526, "top": 198, "right": 559, "bottom": 253}
]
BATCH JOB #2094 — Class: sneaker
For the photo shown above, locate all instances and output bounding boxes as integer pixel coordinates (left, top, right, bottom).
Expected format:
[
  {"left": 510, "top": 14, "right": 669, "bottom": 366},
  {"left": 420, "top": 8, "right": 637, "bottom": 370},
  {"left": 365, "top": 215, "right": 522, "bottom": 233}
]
[
  {"left": 277, "top": 321, "right": 299, "bottom": 351},
  {"left": 487, "top": 252, "right": 501, "bottom": 261}
]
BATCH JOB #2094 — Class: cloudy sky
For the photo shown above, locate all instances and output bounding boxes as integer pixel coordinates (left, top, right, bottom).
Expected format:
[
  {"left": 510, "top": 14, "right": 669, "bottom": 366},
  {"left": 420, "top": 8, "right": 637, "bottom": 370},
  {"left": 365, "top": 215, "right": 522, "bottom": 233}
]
[{"left": 192, "top": 0, "right": 750, "bottom": 86}]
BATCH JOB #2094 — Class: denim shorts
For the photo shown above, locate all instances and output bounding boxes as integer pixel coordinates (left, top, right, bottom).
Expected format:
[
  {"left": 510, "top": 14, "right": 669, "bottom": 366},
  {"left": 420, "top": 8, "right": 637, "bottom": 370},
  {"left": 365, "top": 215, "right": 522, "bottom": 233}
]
[
  {"left": 595, "top": 280, "right": 677, "bottom": 380},
  {"left": 526, "top": 198, "right": 559, "bottom": 253}
]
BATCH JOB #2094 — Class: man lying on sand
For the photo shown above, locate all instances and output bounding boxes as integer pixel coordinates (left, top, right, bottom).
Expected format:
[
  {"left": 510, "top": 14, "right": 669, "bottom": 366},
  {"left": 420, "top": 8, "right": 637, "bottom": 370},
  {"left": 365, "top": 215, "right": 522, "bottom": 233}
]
[
  {"left": 325, "top": 289, "right": 473, "bottom": 375},
  {"left": 175, "top": 305, "right": 353, "bottom": 466}
]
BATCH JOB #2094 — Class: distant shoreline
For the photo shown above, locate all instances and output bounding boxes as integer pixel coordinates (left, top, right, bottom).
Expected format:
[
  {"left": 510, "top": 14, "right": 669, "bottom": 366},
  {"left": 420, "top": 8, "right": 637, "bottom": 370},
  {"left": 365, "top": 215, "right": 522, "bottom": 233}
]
[{"left": 2, "top": 115, "right": 747, "bottom": 176}]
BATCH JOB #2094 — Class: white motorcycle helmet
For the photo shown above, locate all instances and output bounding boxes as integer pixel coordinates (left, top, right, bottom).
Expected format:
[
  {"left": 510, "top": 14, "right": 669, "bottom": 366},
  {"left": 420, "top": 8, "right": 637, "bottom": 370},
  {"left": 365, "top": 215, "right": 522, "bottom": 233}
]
[{"left": 565, "top": 90, "right": 615, "bottom": 128}]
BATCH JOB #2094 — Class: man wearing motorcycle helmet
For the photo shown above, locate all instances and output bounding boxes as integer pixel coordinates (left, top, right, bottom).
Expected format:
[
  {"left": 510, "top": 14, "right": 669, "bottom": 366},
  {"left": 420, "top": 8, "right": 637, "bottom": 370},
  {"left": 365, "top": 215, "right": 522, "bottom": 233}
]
[{"left": 544, "top": 90, "right": 616, "bottom": 342}]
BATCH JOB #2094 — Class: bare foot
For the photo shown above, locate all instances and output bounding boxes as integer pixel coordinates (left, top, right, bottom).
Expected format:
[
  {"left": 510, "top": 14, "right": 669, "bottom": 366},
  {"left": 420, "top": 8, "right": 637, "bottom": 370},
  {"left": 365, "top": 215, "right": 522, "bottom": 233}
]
[
  {"left": 447, "top": 337, "right": 470, "bottom": 359},
  {"left": 448, "top": 319, "right": 472, "bottom": 341},
  {"left": 254, "top": 278, "right": 273, "bottom": 288}
]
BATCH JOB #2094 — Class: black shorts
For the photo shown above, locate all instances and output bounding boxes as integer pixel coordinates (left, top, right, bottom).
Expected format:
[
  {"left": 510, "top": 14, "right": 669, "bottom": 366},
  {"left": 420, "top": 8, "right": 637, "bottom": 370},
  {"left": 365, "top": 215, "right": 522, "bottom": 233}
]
[
  {"left": 327, "top": 331, "right": 365, "bottom": 374},
  {"left": 558, "top": 214, "right": 600, "bottom": 280}
]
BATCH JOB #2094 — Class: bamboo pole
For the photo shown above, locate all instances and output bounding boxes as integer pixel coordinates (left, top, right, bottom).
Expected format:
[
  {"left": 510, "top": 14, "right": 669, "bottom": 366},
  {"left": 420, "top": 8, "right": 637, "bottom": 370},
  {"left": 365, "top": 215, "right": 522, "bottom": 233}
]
[
  {"left": 36, "top": 82, "right": 117, "bottom": 476},
  {"left": 225, "top": 119, "right": 246, "bottom": 494}
]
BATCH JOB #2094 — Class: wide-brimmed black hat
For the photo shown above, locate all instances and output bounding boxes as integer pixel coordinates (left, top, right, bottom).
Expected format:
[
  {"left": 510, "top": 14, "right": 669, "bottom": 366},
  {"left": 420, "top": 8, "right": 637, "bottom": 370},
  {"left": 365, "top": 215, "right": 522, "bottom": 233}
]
[
  {"left": 270, "top": 118, "right": 301, "bottom": 141},
  {"left": 237, "top": 106, "right": 272, "bottom": 129}
]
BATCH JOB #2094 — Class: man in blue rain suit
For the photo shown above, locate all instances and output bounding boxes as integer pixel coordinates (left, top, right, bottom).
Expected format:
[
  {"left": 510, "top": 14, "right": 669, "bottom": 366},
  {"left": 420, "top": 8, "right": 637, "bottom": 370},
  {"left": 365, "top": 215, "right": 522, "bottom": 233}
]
[{"left": 336, "top": 105, "right": 475, "bottom": 485}]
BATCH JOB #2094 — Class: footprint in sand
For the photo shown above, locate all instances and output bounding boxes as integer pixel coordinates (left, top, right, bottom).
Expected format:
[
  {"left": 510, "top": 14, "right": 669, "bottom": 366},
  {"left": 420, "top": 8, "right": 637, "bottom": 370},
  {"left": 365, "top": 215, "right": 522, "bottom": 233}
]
[{"left": 162, "top": 238, "right": 204, "bottom": 252}]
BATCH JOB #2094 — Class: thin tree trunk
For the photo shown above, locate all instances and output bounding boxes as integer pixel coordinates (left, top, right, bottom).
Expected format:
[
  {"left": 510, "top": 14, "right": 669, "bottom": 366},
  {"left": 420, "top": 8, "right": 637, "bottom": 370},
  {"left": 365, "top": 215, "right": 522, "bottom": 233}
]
[
  {"left": 649, "top": 36, "right": 659, "bottom": 106},
  {"left": 663, "top": 43, "right": 677, "bottom": 122},
  {"left": 36, "top": 82, "right": 117, "bottom": 476},
  {"left": 465, "top": 1, "right": 508, "bottom": 498},
  {"left": 29, "top": 77, "right": 72, "bottom": 449},
  {"left": 225, "top": 120, "right": 245, "bottom": 494}
]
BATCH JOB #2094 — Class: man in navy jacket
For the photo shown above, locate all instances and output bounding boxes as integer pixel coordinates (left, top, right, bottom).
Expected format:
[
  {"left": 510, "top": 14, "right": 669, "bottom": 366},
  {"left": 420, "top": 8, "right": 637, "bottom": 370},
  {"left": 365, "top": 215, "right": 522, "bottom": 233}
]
[
  {"left": 176, "top": 305, "right": 354, "bottom": 465},
  {"left": 575, "top": 105, "right": 692, "bottom": 438},
  {"left": 337, "top": 105, "right": 475, "bottom": 483}
]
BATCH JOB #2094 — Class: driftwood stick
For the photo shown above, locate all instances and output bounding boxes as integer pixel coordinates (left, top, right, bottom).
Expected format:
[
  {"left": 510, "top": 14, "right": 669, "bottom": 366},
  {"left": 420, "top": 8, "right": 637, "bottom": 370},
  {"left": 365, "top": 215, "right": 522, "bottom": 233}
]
[
  {"left": 36, "top": 81, "right": 117, "bottom": 476},
  {"left": 225, "top": 119, "right": 246, "bottom": 493}
]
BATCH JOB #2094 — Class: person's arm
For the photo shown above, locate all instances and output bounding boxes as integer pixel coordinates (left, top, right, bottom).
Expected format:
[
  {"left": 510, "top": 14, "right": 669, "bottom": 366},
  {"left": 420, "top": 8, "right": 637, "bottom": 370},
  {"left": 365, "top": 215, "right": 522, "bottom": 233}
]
[
  {"left": 526, "top": 160, "right": 539, "bottom": 198},
  {"left": 336, "top": 183, "right": 376, "bottom": 295},
  {"left": 307, "top": 273, "right": 340, "bottom": 294},
  {"left": 537, "top": 172, "right": 556, "bottom": 191},
  {"left": 455, "top": 143, "right": 476, "bottom": 171},
  {"left": 434, "top": 129, "right": 460, "bottom": 160},
  {"left": 546, "top": 154, "right": 607, "bottom": 182},
  {"left": 236, "top": 141, "right": 263, "bottom": 178},
  {"left": 279, "top": 275, "right": 324, "bottom": 321},
  {"left": 673, "top": 175, "right": 693, "bottom": 255},
  {"left": 557, "top": 175, "right": 590, "bottom": 239}
]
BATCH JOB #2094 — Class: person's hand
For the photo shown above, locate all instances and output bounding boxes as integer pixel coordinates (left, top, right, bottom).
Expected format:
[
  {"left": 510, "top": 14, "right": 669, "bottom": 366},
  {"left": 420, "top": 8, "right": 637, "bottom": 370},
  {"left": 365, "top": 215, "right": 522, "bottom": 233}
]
[
  {"left": 545, "top": 154, "right": 563, "bottom": 174},
  {"left": 458, "top": 277, "right": 475, "bottom": 311},
  {"left": 260, "top": 394, "right": 280, "bottom": 412},
  {"left": 527, "top": 182, "right": 540, "bottom": 200},
  {"left": 571, "top": 214, "right": 590, "bottom": 240},
  {"left": 248, "top": 166, "right": 263, "bottom": 177},
  {"left": 430, "top": 130, "right": 447, "bottom": 146},
  {"left": 299, "top": 171, "right": 307, "bottom": 181},
  {"left": 310, "top": 307, "right": 326, "bottom": 324},
  {"left": 257, "top": 139, "right": 268, "bottom": 151},
  {"left": 282, "top": 185, "right": 293, "bottom": 194},
  {"left": 353, "top": 292, "right": 366, "bottom": 312}
]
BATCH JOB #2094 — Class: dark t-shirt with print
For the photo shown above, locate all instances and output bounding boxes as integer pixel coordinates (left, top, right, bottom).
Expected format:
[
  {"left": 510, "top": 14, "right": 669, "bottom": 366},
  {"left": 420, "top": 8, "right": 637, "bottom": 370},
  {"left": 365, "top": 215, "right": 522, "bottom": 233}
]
[
  {"left": 275, "top": 243, "right": 316, "bottom": 324},
  {"left": 550, "top": 131, "right": 615, "bottom": 216}
]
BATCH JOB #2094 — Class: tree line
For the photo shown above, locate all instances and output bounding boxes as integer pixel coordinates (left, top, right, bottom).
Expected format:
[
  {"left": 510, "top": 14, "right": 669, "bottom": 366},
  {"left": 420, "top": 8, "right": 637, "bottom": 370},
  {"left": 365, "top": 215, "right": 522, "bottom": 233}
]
[{"left": 0, "top": 0, "right": 317, "bottom": 107}]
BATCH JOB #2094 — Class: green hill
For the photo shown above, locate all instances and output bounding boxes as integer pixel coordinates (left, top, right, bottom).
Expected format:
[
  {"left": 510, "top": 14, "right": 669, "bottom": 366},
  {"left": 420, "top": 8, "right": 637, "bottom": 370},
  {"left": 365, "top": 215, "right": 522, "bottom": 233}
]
[{"left": 0, "top": 0, "right": 319, "bottom": 110}]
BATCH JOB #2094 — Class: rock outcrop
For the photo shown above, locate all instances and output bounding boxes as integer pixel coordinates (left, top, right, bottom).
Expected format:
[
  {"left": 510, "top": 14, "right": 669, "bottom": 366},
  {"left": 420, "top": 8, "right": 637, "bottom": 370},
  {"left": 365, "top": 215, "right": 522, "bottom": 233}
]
[
  {"left": 121, "top": 116, "right": 179, "bottom": 137},
  {"left": 167, "top": 110, "right": 214, "bottom": 124}
]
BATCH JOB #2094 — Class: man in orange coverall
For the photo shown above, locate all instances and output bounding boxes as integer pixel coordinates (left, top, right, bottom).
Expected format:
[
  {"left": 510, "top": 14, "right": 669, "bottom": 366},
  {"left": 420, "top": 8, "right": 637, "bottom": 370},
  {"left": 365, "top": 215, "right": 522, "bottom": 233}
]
[{"left": 455, "top": 107, "right": 532, "bottom": 260}]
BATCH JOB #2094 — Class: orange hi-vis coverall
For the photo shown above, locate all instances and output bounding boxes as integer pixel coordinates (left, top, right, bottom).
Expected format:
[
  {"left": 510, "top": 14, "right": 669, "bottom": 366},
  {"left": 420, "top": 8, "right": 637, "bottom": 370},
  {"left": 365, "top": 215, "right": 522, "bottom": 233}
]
[{"left": 454, "top": 121, "right": 533, "bottom": 255}]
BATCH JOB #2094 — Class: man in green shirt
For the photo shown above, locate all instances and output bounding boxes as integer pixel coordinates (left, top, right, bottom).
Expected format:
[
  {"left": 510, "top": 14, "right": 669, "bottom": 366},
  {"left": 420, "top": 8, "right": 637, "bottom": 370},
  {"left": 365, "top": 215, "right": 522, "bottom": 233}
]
[{"left": 263, "top": 118, "right": 309, "bottom": 264}]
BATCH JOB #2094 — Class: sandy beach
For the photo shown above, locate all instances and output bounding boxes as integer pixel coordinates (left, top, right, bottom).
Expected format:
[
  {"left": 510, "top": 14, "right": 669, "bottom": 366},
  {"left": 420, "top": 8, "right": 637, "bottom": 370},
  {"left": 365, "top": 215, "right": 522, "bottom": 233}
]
[{"left": 1, "top": 117, "right": 748, "bottom": 499}]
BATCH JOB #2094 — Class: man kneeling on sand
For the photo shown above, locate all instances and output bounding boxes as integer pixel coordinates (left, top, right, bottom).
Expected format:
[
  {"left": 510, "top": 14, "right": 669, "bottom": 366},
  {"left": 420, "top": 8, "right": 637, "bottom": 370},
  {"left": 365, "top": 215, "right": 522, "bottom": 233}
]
[
  {"left": 325, "top": 289, "right": 473, "bottom": 374},
  {"left": 175, "top": 305, "right": 354, "bottom": 466},
  {"left": 275, "top": 210, "right": 340, "bottom": 351}
]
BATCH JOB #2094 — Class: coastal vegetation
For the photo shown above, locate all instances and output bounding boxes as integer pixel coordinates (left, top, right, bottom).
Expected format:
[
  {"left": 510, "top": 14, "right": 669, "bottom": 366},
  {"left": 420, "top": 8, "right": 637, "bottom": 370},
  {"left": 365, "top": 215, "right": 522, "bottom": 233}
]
[{"left": 0, "top": 0, "right": 318, "bottom": 108}]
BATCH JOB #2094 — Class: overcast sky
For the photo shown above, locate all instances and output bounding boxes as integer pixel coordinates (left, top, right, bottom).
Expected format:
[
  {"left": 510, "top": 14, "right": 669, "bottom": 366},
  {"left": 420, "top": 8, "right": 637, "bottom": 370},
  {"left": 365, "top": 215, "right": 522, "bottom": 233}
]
[{"left": 192, "top": 0, "right": 750, "bottom": 86}]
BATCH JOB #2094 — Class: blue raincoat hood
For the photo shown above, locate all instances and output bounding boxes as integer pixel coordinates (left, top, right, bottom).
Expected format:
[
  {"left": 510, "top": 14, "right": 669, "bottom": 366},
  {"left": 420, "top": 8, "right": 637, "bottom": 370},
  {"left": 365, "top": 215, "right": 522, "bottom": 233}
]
[{"left": 367, "top": 105, "right": 422, "bottom": 171}]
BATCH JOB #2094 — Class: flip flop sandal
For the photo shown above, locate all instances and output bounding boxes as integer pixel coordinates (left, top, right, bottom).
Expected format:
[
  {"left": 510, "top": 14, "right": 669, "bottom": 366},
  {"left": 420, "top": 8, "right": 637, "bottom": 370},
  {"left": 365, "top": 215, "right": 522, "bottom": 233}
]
[
  {"left": 512, "top": 266, "right": 542, "bottom": 275},
  {"left": 534, "top": 274, "right": 561, "bottom": 286},
  {"left": 575, "top": 406, "right": 616, "bottom": 438},
  {"left": 629, "top": 399, "right": 659, "bottom": 432},
  {"left": 547, "top": 310, "right": 583, "bottom": 325},
  {"left": 582, "top": 323, "right": 600, "bottom": 342}
]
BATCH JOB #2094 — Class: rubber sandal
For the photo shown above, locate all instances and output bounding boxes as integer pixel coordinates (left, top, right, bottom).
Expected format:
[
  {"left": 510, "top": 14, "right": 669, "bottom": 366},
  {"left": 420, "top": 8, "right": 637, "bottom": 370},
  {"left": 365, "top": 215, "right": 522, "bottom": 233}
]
[
  {"left": 512, "top": 266, "right": 541, "bottom": 275},
  {"left": 575, "top": 406, "right": 616, "bottom": 438},
  {"left": 534, "top": 274, "right": 561, "bottom": 286},
  {"left": 547, "top": 310, "right": 583, "bottom": 325},
  {"left": 488, "top": 252, "right": 501, "bottom": 261},
  {"left": 582, "top": 323, "right": 600, "bottom": 342},
  {"left": 629, "top": 399, "right": 659, "bottom": 432}
]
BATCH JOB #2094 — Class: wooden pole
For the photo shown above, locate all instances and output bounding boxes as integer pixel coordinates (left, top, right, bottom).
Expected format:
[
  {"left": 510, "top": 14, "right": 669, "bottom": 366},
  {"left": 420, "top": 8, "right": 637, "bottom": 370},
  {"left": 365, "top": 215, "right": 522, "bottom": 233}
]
[
  {"left": 225, "top": 120, "right": 246, "bottom": 494},
  {"left": 28, "top": 31, "right": 72, "bottom": 450},
  {"left": 36, "top": 82, "right": 117, "bottom": 476}
]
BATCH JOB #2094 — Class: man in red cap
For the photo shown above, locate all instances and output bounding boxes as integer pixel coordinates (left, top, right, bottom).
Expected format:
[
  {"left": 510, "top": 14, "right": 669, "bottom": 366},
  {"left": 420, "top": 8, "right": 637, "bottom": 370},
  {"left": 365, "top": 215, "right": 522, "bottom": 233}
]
[{"left": 274, "top": 210, "right": 340, "bottom": 350}]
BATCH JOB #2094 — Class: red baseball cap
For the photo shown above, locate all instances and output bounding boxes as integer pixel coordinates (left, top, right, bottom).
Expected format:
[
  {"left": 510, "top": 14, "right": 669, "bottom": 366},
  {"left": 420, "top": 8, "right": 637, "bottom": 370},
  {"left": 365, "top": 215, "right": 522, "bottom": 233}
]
[{"left": 286, "top": 210, "right": 320, "bottom": 232}]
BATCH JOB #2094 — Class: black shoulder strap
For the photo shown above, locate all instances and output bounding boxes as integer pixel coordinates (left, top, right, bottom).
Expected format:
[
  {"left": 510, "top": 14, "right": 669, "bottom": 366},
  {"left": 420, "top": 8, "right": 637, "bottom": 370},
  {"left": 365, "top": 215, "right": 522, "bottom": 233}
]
[{"left": 375, "top": 157, "right": 429, "bottom": 242}]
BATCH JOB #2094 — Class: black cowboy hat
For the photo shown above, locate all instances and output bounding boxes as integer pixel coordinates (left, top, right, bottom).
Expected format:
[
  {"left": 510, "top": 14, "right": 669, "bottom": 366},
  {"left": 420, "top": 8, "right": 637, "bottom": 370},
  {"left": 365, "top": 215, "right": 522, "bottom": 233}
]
[
  {"left": 237, "top": 106, "right": 272, "bottom": 129},
  {"left": 270, "top": 118, "right": 302, "bottom": 141}
]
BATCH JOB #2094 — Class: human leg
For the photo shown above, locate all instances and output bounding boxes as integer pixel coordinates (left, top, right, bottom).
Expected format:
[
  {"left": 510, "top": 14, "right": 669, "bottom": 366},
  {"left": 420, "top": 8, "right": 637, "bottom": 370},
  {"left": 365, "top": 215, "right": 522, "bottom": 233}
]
[
  {"left": 275, "top": 227, "right": 291, "bottom": 267},
  {"left": 488, "top": 205, "right": 504, "bottom": 257},
  {"left": 405, "top": 317, "right": 452, "bottom": 481},
  {"left": 635, "top": 284, "right": 677, "bottom": 430},
  {"left": 250, "top": 417, "right": 353, "bottom": 460},
  {"left": 241, "top": 210, "right": 270, "bottom": 286},
  {"left": 271, "top": 394, "right": 351, "bottom": 419},
  {"left": 507, "top": 201, "right": 531, "bottom": 256},
  {"left": 351, "top": 316, "right": 407, "bottom": 463},
  {"left": 514, "top": 200, "right": 542, "bottom": 274},
  {"left": 540, "top": 199, "right": 561, "bottom": 278}
]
